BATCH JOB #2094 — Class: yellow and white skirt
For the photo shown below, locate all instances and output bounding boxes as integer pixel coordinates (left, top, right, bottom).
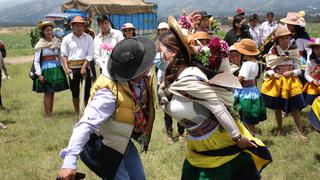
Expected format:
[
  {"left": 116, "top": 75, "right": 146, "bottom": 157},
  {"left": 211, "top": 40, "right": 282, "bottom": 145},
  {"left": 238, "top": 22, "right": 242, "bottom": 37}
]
[
  {"left": 303, "top": 82, "right": 320, "bottom": 105},
  {"left": 261, "top": 76, "right": 306, "bottom": 113}
]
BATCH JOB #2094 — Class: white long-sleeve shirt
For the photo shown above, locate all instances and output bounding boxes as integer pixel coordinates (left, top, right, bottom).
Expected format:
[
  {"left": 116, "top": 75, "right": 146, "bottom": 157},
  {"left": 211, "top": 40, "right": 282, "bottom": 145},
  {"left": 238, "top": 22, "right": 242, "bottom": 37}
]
[
  {"left": 61, "top": 32, "right": 94, "bottom": 61},
  {"left": 305, "top": 58, "right": 320, "bottom": 83},
  {"left": 60, "top": 78, "right": 145, "bottom": 170},
  {"left": 260, "top": 21, "right": 278, "bottom": 41},
  {"left": 94, "top": 29, "right": 124, "bottom": 69},
  {"left": 34, "top": 48, "right": 60, "bottom": 76},
  {"left": 249, "top": 25, "right": 262, "bottom": 47}
]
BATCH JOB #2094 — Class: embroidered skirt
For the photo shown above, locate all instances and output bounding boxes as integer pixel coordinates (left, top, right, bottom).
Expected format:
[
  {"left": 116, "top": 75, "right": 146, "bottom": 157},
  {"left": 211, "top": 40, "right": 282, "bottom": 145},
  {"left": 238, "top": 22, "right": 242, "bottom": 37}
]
[
  {"left": 33, "top": 60, "right": 69, "bottom": 93},
  {"left": 261, "top": 76, "right": 306, "bottom": 113},
  {"left": 185, "top": 119, "right": 272, "bottom": 173},
  {"left": 233, "top": 86, "right": 267, "bottom": 125},
  {"left": 308, "top": 97, "right": 320, "bottom": 132},
  {"left": 303, "top": 82, "right": 320, "bottom": 105}
]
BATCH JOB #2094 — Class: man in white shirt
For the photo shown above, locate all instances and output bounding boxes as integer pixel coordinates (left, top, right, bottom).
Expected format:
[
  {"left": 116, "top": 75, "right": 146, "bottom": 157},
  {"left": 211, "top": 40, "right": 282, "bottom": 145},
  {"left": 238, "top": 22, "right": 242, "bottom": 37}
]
[
  {"left": 248, "top": 14, "right": 262, "bottom": 47},
  {"left": 61, "top": 16, "right": 94, "bottom": 114},
  {"left": 260, "top": 12, "right": 279, "bottom": 41},
  {"left": 94, "top": 15, "right": 123, "bottom": 73}
]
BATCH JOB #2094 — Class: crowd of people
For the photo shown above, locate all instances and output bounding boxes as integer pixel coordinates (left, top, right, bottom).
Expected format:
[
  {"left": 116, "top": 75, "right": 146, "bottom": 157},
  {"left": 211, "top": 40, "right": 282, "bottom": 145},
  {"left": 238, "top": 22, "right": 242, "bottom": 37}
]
[{"left": 1, "top": 7, "right": 319, "bottom": 180}]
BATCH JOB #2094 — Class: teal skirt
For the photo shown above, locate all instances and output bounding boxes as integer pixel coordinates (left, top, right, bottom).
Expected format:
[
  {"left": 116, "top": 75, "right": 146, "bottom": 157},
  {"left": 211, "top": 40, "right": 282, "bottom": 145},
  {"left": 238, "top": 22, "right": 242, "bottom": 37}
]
[
  {"left": 32, "top": 60, "right": 69, "bottom": 93},
  {"left": 233, "top": 86, "right": 267, "bottom": 125},
  {"left": 182, "top": 152, "right": 260, "bottom": 180}
]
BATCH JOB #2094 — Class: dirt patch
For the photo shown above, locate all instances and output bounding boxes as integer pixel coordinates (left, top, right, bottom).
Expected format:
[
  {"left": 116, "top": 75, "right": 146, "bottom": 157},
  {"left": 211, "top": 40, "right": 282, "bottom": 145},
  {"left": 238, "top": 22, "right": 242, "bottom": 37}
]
[
  {"left": 0, "top": 27, "right": 33, "bottom": 35},
  {"left": 5, "top": 55, "right": 34, "bottom": 64}
]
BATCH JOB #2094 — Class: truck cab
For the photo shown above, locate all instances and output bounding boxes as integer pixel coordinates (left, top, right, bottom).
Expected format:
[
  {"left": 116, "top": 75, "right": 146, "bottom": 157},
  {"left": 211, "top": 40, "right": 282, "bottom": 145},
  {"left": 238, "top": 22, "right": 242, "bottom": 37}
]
[{"left": 44, "top": 10, "right": 88, "bottom": 38}]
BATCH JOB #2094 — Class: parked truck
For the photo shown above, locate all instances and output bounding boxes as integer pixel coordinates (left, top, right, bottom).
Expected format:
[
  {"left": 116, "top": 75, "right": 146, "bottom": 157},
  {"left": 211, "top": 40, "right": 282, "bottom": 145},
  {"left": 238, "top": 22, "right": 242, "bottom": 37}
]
[
  {"left": 62, "top": 0, "right": 158, "bottom": 35},
  {"left": 44, "top": 9, "right": 89, "bottom": 38}
]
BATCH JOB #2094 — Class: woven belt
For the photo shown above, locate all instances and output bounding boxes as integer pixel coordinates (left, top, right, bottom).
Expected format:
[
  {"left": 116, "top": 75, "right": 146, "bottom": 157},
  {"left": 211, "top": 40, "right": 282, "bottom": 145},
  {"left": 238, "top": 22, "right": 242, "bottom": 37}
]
[
  {"left": 241, "top": 79, "right": 256, "bottom": 87},
  {"left": 42, "top": 55, "right": 58, "bottom": 61},
  {"left": 274, "top": 64, "right": 294, "bottom": 74},
  {"left": 187, "top": 116, "right": 219, "bottom": 137},
  {"left": 68, "top": 60, "right": 85, "bottom": 68}
]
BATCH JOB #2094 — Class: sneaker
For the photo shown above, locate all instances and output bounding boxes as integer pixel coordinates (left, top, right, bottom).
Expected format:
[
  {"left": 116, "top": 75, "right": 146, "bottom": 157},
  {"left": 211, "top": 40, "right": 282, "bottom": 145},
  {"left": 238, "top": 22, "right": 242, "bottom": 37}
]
[
  {"left": 178, "top": 134, "right": 185, "bottom": 142},
  {"left": 167, "top": 137, "right": 174, "bottom": 144},
  {"left": 0, "top": 122, "right": 7, "bottom": 129}
]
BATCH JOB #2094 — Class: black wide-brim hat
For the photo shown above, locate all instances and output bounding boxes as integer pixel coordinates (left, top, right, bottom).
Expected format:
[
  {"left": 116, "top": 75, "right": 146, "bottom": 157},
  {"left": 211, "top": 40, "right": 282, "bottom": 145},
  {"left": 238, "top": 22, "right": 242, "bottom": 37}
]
[
  {"left": 107, "top": 36, "right": 156, "bottom": 81},
  {"left": 199, "top": 11, "right": 212, "bottom": 18}
]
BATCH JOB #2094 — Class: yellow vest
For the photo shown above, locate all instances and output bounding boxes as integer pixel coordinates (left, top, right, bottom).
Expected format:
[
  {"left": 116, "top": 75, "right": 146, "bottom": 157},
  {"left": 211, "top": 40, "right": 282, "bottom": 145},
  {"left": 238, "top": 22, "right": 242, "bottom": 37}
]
[{"left": 90, "top": 74, "right": 156, "bottom": 153}]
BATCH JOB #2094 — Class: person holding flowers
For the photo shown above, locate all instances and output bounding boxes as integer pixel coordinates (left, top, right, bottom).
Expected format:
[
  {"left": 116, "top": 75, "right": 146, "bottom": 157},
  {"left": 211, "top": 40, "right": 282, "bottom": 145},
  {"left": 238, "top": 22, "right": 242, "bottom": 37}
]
[
  {"left": 94, "top": 15, "right": 123, "bottom": 72},
  {"left": 158, "top": 12, "right": 272, "bottom": 179}
]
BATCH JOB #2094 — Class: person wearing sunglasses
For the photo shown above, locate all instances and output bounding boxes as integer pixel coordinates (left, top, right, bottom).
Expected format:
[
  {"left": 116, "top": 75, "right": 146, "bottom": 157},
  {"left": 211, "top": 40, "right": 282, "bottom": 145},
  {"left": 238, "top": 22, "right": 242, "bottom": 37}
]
[{"left": 121, "top": 23, "right": 137, "bottom": 39}]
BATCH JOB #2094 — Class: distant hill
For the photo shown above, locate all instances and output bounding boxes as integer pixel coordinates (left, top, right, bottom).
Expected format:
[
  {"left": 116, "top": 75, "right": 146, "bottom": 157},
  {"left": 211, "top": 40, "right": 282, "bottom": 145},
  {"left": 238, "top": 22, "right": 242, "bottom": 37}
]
[
  {"left": 153, "top": 0, "right": 320, "bottom": 17},
  {"left": 0, "top": 0, "right": 319, "bottom": 26},
  {"left": 0, "top": 0, "right": 62, "bottom": 26}
]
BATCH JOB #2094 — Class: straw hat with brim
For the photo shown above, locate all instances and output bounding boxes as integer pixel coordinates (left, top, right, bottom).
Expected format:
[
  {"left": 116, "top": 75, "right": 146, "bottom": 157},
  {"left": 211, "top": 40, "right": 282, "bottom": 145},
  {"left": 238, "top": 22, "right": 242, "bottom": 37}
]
[
  {"left": 280, "top": 12, "right": 305, "bottom": 26},
  {"left": 38, "top": 21, "right": 55, "bottom": 29},
  {"left": 307, "top": 38, "right": 320, "bottom": 48},
  {"left": 274, "top": 27, "right": 292, "bottom": 39},
  {"left": 107, "top": 37, "right": 156, "bottom": 81},
  {"left": 168, "top": 16, "right": 192, "bottom": 60},
  {"left": 71, "top": 16, "right": 86, "bottom": 24},
  {"left": 121, "top": 23, "right": 136, "bottom": 30},
  {"left": 193, "top": 31, "right": 211, "bottom": 40},
  {"left": 234, "top": 39, "right": 260, "bottom": 56}
]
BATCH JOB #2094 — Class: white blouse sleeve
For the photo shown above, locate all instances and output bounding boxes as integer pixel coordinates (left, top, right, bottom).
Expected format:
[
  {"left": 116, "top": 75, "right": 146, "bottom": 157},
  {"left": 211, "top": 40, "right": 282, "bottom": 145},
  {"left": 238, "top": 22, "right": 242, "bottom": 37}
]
[
  {"left": 305, "top": 60, "right": 314, "bottom": 83},
  {"left": 34, "top": 50, "right": 42, "bottom": 76},
  {"left": 292, "top": 61, "right": 301, "bottom": 76},
  {"left": 238, "top": 62, "right": 249, "bottom": 79}
]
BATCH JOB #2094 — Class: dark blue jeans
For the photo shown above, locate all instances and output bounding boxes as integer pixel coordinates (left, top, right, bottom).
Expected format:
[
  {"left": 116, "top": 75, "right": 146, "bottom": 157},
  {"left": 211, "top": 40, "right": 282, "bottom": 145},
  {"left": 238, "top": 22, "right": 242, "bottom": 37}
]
[{"left": 103, "top": 142, "right": 146, "bottom": 180}]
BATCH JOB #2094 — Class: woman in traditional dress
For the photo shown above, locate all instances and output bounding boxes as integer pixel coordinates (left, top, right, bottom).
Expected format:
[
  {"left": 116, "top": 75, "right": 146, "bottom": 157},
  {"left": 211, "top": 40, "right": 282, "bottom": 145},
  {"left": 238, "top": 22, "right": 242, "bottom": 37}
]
[
  {"left": 261, "top": 27, "right": 306, "bottom": 136},
  {"left": 303, "top": 38, "right": 320, "bottom": 105},
  {"left": 158, "top": 14, "right": 272, "bottom": 180},
  {"left": 154, "top": 22, "right": 185, "bottom": 143},
  {"left": 233, "top": 39, "right": 267, "bottom": 134},
  {"left": 33, "top": 21, "right": 69, "bottom": 118},
  {"left": 280, "top": 11, "right": 310, "bottom": 85}
]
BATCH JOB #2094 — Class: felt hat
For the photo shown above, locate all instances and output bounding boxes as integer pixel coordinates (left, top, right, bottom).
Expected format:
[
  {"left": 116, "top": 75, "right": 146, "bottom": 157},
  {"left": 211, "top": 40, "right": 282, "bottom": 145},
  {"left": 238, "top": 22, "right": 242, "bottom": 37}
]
[
  {"left": 234, "top": 39, "right": 260, "bottom": 56},
  {"left": 107, "top": 37, "right": 156, "bottom": 81}
]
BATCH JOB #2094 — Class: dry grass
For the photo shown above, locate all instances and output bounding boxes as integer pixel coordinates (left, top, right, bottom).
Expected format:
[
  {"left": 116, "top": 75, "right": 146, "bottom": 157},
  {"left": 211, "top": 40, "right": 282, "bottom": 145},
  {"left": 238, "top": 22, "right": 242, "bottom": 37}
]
[{"left": 0, "top": 63, "right": 320, "bottom": 180}]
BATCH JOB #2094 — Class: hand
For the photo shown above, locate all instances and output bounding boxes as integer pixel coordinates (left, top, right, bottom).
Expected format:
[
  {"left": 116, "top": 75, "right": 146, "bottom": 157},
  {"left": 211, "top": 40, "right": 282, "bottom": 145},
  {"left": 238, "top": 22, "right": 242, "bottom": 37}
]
[
  {"left": 66, "top": 68, "right": 73, "bottom": 78},
  {"left": 235, "top": 135, "right": 258, "bottom": 149},
  {"left": 313, "top": 80, "right": 320, "bottom": 86},
  {"left": 273, "top": 73, "right": 282, "bottom": 79},
  {"left": 283, "top": 71, "right": 294, "bottom": 77},
  {"left": 280, "top": 55, "right": 290, "bottom": 61},
  {"left": 4, "top": 71, "right": 8, "bottom": 78},
  {"left": 38, "top": 75, "right": 45, "bottom": 84},
  {"left": 58, "top": 168, "right": 76, "bottom": 180},
  {"left": 183, "top": 10, "right": 201, "bottom": 30},
  {"left": 80, "top": 67, "right": 87, "bottom": 78}
]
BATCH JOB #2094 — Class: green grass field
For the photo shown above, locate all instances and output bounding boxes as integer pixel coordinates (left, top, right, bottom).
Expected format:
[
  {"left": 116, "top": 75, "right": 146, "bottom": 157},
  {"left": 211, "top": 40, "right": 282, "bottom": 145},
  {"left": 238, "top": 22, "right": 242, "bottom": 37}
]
[
  {"left": 0, "top": 27, "right": 34, "bottom": 57},
  {"left": 1, "top": 62, "right": 320, "bottom": 180},
  {"left": 0, "top": 23, "right": 318, "bottom": 58},
  {"left": 1, "top": 24, "right": 320, "bottom": 179}
]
